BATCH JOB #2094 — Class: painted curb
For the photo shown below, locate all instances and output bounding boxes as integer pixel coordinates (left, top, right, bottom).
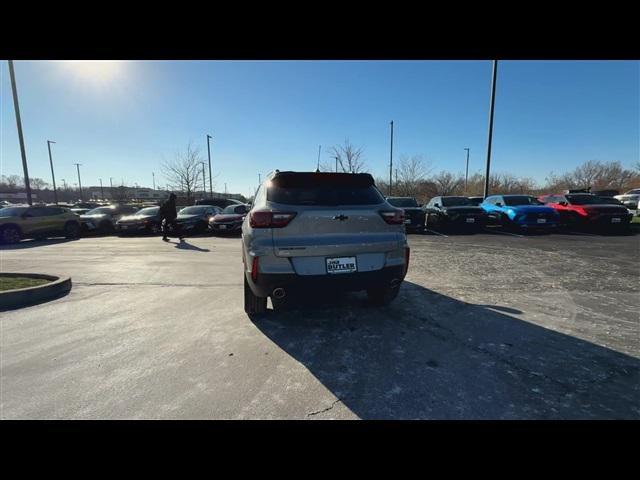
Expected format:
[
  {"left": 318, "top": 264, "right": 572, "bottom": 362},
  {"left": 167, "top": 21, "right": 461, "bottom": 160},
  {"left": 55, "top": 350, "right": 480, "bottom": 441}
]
[{"left": 0, "top": 273, "right": 72, "bottom": 311}]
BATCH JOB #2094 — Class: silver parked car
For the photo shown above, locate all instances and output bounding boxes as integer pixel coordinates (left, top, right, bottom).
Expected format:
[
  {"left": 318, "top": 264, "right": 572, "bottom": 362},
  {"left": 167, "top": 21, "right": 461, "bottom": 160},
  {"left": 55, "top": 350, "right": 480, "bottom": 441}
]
[{"left": 241, "top": 170, "right": 410, "bottom": 315}]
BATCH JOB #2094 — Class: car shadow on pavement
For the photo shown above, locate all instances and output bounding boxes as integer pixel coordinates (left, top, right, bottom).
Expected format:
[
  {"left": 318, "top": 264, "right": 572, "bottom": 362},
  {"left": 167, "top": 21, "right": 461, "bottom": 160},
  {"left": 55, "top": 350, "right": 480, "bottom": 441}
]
[
  {"left": 173, "top": 240, "right": 210, "bottom": 252},
  {"left": 0, "top": 237, "right": 78, "bottom": 250},
  {"left": 248, "top": 282, "right": 639, "bottom": 419}
]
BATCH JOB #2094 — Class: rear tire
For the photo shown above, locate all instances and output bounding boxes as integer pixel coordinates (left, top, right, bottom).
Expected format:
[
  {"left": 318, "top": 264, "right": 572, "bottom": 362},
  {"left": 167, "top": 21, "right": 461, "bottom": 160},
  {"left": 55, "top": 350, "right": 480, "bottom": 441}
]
[
  {"left": 367, "top": 284, "right": 400, "bottom": 306},
  {"left": 64, "top": 221, "right": 81, "bottom": 239},
  {"left": 1, "top": 225, "right": 21, "bottom": 244},
  {"left": 244, "top": 276, "right": 267, "bottom": 315}
]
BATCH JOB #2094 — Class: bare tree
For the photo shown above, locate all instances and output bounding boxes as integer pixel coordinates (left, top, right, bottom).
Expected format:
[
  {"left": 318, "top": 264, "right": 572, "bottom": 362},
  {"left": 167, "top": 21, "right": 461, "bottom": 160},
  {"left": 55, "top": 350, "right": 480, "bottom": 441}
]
[
  {"left": 30, "top": 178, "right": 49, "bottom": 192},
  {"left": 394, "top": 155, "right": 433, "bottom": 197},
  {"left": 161, "top": 143, "right": 203, "bottom": 203},
  {"left": 432, "top": 171, "right": 464, "bottom": 196},
  {"left": 323, "top": 139, "right": 367, "bottom": 173}
]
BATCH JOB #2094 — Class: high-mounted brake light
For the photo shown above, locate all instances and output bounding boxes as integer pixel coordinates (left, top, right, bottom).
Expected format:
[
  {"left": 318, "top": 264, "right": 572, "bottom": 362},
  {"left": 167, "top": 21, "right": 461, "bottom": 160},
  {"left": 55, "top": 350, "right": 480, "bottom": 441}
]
[
  {"left": 379, "top": 209, "right": 405, "bottom": 225},
  {"left": 249, "top": 210, "right": 297, "bottom": 228}
]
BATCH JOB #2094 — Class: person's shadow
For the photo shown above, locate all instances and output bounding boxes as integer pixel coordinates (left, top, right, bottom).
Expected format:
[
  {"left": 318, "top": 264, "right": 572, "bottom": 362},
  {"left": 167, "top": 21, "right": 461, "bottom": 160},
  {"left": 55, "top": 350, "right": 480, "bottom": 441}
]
[
  {"left": 247, "top": 282, "right": 639, "bottom": 419},
  {"left": 173, "top": 239, "right": 210, "bottom": 252}
]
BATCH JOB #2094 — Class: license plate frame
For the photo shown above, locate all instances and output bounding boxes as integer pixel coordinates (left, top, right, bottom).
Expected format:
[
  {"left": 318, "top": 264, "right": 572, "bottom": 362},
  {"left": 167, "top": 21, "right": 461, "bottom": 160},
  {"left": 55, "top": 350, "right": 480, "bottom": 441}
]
[
  {"left": 326, "top": 256, "right": 358, "bottom": 275},
  {"left": 611, "top": 217, "right": 621, "bottom": 223},
  {"left": 537, "top": 218, "right": 547, "bottom": 224},
  {"left": 465, "top": 217, "right": 475, "bottom": 223}
]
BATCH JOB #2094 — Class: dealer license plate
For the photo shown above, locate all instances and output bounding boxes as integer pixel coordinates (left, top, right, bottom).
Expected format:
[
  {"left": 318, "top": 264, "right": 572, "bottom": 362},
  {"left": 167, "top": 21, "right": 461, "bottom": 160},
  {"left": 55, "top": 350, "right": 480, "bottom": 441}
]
[
  {"left": 465, "top": 217, "right": 475, "bottom": 223},
  {"left": 219, "top": 225, "right": 227, "bottom": 229},
  {"left": 326, "top": 257, "right": 357, "bottom": 275},
  {"left": 611, "top": 218, "right": 621, "bottom": 223},
  {"left": 537, "top": 218, "right": 547, "bottom": 224}
]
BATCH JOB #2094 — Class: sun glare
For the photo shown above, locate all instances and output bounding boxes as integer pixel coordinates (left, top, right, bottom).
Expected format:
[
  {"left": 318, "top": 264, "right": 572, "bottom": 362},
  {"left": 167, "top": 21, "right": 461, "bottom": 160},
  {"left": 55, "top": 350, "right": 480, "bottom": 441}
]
[{"left": 63, "top": 60, "right": 124, "bottom": 83}]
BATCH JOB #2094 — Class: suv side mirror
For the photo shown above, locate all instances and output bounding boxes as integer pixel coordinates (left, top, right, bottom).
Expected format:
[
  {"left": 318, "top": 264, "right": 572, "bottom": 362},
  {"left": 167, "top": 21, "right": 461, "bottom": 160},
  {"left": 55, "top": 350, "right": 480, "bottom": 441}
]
[
  {"left": 433, "top": 203, "right": 440, "bottom": 208},
  {"left": 495, "top": 202, "right": 503, "bottom": 207}
]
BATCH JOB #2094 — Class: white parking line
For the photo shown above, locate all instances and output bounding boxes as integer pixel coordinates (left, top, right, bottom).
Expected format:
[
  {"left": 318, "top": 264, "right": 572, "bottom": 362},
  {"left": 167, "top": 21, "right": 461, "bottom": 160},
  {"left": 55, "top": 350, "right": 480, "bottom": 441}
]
[
  {"left": 424, "top": 228, "right": 449, "bottom": 237},
  {"left": 482, "top": 228, "right": 526, "bottom": 238}
]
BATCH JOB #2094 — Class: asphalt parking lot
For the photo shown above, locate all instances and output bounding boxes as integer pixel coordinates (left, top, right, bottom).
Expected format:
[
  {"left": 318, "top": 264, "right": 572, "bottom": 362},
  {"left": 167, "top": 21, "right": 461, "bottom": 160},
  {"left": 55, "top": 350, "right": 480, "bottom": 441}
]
[{"left": 1, "top": 229, "right": 639, "bottom": 419}]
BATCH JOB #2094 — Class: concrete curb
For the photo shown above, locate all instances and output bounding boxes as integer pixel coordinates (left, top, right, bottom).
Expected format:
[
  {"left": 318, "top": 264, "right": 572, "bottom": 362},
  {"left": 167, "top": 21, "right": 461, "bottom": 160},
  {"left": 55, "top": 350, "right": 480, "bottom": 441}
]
[{"left": 0, "top": 273, "right": 72, "bottom": 311}]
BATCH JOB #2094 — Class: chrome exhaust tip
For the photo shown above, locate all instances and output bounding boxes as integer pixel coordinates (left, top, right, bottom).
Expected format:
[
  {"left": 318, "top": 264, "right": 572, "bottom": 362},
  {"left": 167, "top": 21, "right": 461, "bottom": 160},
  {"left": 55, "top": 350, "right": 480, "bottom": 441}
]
[{"left": 272, "top": 288, "right": 286, "bottom": 299}]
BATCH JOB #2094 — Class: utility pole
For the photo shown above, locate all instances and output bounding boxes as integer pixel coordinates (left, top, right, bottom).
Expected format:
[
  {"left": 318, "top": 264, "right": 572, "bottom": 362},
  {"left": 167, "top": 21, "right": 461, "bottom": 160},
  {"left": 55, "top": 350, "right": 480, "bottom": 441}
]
[
  {"left": 206, "top": 134, "right": 213, "bottom": 197},
  {"left": 47, "top": 140, "right": 58, "bottom": 204},
  {"left": 395, "top": 168, "right": 398, "bottom": 193},
  {"left": 484, "top": 60, "right": 498, "bottom": 199},
  {"left": 317, "top": 145, "right": 321, "bottom": 171},
  {"left": 74, "top": 163, "right": 83, "bottom": 201},
  {"left": 152, "top": 172, "right": 156, "bottom": 190},
  {"left": 225, "top": 183, "right": 227, "bottom": 195},
  {"left": 335, "top": 156, "right": 339, "bottom": 173},
  {"left": 99, "top": 178, "right": 104, "bottom": 199},
  {"left": 389, "top": 120, "right": 394, "bottom": 196},
  {"left": 464, "top": 147, "right": 470, "bottom": 194},
  {"left": 8, "top": 60, "right": 32, "bottom": 205},
  {"left": 109, "top": 177, "right": 113, "bottom": 200}
]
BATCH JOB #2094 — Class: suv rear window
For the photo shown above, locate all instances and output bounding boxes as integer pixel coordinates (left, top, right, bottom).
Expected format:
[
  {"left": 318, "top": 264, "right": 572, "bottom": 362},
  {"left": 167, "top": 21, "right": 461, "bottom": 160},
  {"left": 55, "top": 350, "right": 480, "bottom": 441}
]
[{"left": 267, "top": 173, "right": 385, "bottom": 206}]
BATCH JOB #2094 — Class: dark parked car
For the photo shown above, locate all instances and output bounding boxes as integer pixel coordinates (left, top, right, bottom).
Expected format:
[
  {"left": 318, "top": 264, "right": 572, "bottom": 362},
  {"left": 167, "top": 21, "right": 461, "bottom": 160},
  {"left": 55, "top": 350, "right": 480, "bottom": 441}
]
[
  {"left": 115, "top": 206, "right": 162, "bottom": 234},
  {"left": 424, "top": 196, "right": 488, "bottom": 230},
  {"left": 195, "top": 198, "right": 244, "bottom": 208},
  {"left": 209, "top": 204, "right": 250, "bottom": 234},
  {"left": 80, "top": 204, "right": 140, "bottom": 233},
  {"left": 176, "top": 205, "right": 222, "bottom": 234},
  {"left": 385, "top": 196, "right": 425, "bottom": 233}
]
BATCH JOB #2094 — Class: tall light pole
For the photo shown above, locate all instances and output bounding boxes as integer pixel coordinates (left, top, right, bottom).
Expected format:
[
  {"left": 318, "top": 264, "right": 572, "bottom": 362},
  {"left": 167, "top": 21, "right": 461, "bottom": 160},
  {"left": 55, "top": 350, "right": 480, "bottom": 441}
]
[
  {"left": 335, "top": 156, "right": 339, "bottom": 173},
  {"left": 152, "top": 172, "right": 156, "bottom": 190},
  {"left": 206, "top": 134, "right": 213, "bottom": 197},
  {"left": 99, "top": 178, "right": 104, "bottom": 199},
  {"left": 389, "top": 120, "right": 394, "bottom": 196},
  {"left": 464, "top": 147, "right": 470, "bottom": 194},
  {"left": 225, "top": 183, "right": 227, "bottom": 195},
  {"left": 47, "top": 140, "right": 58, "bottom": 204},
  {"left": 483, "top": 60, "right": 498, "bottom": 199},
  {"left": 8, "top": 60, "right": 32, "bottom": 205},
  {"left": 109, "top": 177, "right": 113, "bottom": 200},
  {"left": 200, "top": 162, "right": 206, "bottom": 199},
  {"left": 74, "top": 163, "right": 83, "bottom": 201},
  {"left": 317, "top": 145, "right": 321, "bottom": 171}
]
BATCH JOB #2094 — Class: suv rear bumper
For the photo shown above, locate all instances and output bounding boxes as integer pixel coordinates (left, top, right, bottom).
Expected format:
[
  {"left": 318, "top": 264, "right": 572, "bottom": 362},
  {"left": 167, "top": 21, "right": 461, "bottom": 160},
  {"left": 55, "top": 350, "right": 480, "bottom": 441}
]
[{"left": 246, "top": 264, "right": 407, "bottom": 298}]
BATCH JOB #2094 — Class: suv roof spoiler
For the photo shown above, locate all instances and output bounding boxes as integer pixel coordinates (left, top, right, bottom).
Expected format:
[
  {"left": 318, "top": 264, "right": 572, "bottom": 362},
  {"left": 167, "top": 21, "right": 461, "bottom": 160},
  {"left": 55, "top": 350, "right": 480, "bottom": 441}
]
[{"left": 270, "top": 171, "right": 375, "bottom": 187}]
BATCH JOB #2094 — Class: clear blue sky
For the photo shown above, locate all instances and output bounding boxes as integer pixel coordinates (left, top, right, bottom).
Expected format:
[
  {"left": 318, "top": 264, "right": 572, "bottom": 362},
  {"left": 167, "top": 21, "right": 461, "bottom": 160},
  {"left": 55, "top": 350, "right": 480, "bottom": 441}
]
[{"left": 1, "top": 60, "right": 638, "bottom": 198}]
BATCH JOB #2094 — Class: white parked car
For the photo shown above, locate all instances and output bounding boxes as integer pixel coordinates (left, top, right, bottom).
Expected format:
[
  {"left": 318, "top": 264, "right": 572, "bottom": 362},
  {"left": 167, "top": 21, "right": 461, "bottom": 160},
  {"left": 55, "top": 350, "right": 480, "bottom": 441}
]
[{"left": 614, "top": 189, "right": 640, "bottom": 215}]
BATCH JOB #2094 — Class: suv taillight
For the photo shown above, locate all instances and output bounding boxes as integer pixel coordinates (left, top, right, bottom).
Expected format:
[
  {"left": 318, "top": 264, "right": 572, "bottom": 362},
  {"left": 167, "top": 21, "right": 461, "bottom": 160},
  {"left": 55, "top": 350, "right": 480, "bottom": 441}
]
[
  {"left": 379, "top": 209, "right": 405, "bottom": 225},
  {"left": 249, "top": 210, "right": 297, "bottom": 228}
]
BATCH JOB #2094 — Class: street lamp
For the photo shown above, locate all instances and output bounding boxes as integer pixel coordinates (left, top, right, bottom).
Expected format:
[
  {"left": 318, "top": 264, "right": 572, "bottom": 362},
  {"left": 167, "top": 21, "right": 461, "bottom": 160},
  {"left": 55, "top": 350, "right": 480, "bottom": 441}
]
[
  {"left": 8, "top": 60, "right": 32, "bottom": 205},
  {"left": 47, "top": 140, "right": 58, "bottom": 204},
  {"left": 199, "top": 162, "right": 206, "bottom": 199},
  {"left": 73, "top": 163, "right": 83, "bottom": 201},
  {"left": 389, "top": 120, "right": 394, "bottom": 195},
  {"left": 206, "top": 134, "right": 213, "bottom": 197},
  {"left": 483, "top": 60, "right": 498, "bottom": 198},
  {"left": 464, "top": 147, "right": 470, "bottom": 194}
]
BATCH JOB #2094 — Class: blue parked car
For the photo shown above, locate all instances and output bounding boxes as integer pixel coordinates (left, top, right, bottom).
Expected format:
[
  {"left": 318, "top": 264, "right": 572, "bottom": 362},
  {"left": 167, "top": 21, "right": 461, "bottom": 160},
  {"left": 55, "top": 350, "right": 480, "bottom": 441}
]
[{"left": 481, "top": 194, "right": 560, "bottom": 230}]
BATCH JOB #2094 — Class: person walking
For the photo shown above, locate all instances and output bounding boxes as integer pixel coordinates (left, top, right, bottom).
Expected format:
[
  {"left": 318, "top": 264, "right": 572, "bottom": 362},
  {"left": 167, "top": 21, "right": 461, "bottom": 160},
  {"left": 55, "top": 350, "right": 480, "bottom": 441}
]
[{"left": 159, "top": 193, "right": 182, "bottom": 242}]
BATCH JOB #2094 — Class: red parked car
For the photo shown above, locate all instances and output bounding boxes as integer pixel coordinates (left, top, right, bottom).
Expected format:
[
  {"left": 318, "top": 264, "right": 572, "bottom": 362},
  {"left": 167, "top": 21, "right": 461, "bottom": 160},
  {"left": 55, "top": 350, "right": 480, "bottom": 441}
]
[{"left": 538, "top": 193, "right": 632, "bottom": 229}]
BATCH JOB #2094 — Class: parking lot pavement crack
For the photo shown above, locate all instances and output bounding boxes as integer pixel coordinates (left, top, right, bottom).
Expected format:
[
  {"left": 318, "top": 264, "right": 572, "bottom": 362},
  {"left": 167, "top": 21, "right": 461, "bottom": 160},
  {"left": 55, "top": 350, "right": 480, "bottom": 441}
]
[{"left": 307, "top": 398, "right": 343, "bottom": 417}]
